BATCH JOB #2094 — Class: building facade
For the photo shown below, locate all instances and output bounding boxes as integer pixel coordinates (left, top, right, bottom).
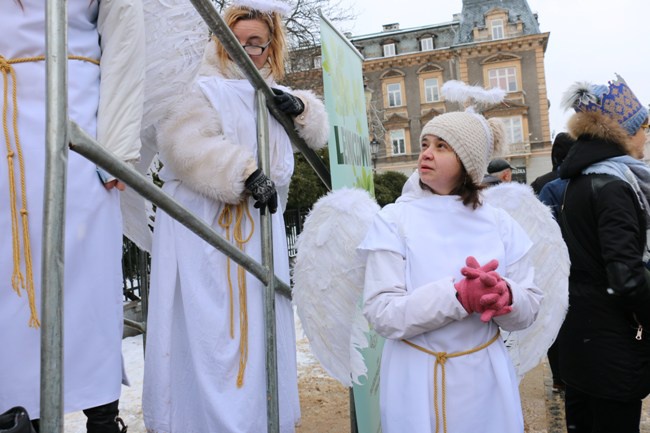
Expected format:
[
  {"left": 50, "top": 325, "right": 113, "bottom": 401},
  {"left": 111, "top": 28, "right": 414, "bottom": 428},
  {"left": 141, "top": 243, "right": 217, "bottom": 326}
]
[{"left": 285, "top": 0, "right": 552, "bottom": 183}]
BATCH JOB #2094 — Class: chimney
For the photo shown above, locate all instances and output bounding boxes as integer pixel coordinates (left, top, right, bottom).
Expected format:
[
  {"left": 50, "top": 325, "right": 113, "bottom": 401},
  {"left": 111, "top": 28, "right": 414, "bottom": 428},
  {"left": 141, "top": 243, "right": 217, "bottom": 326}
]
[{"left": 382, "top": 23, "right": 400, "bottom": 32}]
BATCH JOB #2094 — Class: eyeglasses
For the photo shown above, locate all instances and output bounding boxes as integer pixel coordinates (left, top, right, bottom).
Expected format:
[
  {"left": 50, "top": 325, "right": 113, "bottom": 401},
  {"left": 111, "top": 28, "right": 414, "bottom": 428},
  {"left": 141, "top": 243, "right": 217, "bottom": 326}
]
[
  {"left": 641, "top": 123, "right": 650, "bottom": 134},
  {"left": 242, "top": 40, "right": 271, "bottom": 56}
]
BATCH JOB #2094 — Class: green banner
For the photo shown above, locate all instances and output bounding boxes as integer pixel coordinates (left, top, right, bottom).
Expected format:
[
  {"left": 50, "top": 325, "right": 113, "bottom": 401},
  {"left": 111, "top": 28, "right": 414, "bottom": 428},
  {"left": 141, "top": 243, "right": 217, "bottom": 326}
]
[
  {"left": 320, "top": 13, "right": 383, "bottom": 433},
  {"left": 320, "top": 14, "right": 374, "bottom": 194}
]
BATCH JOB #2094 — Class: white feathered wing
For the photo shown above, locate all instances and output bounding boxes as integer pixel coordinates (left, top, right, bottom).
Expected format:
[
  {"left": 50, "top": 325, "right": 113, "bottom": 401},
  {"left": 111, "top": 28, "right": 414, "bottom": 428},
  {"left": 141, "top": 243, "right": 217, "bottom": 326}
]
[
  {"left": 483, "top": 182, "right": 570, "bottom": 379},
  {"left": 292, "top": 188, "right": 380, "bottom": 386},
  {"left": 123, "top": 0, "right": 209, "bottom": 252},
  {"left": 142, "top": 0, "right": 208, "bottom": 135}
]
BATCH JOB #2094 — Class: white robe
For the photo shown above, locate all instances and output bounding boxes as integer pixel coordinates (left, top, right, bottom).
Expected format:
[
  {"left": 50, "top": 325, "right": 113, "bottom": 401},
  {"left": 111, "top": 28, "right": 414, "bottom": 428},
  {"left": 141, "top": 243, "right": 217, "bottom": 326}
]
[
  {"left": 359, "top": 191, "right": 543, "bottom": 433},
  {"left": 142, "top": 51, "right": 328, "bottom": 432},
  {"left": 0, "top": 0, "right": 143, "bottom": 418}
]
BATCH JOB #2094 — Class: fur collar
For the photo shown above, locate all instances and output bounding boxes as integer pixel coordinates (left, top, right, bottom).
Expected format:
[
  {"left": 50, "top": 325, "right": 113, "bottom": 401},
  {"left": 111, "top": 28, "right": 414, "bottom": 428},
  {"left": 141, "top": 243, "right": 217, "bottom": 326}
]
[{"left": 567, "top": 111, "right": 633, "bottom": 155}]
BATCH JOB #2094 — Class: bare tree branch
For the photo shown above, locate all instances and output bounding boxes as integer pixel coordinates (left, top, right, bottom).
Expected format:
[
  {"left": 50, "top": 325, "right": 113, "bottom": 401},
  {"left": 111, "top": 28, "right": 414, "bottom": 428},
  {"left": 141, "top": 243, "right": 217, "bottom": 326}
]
[{"left": 213, "top": 0, "right": 357, "bottom": 48}]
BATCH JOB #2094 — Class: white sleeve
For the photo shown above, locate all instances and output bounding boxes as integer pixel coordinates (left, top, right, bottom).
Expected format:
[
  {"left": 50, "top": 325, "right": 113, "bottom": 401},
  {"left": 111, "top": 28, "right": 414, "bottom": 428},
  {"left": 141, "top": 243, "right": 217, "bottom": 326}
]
[
  {"left": 97, "top": 0, "right": 145, "bottom": 163},
  {"left": 362, "top": 250, "right": 468, "bottom": 340},
  {"left": 494, "top": 252, "right": 544, "bottom": 331}
]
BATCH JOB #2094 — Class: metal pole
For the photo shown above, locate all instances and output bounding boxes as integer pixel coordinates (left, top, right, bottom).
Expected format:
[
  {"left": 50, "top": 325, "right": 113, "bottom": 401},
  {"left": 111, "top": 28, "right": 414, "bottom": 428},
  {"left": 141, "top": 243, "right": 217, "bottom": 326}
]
[
  {"left": 41, "top": 0, "right": 68, "bottom": 431},
  {"left": 256, "top": 91, "right": 279, "bottom": 433},
  {"left": 187, "top": 0, "right": 331, "bottom": 191},
  {"left": 67, "top": 122, "right": 292, "bottom": 298}
]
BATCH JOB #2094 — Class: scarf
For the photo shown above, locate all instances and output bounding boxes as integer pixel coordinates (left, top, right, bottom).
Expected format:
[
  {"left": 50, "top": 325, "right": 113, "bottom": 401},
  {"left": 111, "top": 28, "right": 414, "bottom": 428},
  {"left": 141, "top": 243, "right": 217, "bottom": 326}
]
[{"left": 583, "top": 155, "right": 650, "bottom": 262}]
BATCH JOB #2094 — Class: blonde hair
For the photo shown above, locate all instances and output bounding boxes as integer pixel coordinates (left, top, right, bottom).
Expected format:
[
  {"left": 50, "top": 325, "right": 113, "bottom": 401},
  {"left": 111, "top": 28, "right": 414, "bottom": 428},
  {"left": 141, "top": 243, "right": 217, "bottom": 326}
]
[{"left": 216, "top": 6, "right": 287, "bottom": 80}]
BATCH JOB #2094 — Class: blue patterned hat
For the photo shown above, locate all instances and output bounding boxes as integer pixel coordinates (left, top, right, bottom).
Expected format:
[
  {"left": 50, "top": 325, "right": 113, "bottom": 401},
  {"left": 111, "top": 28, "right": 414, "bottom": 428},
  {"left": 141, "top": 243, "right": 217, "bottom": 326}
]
[{"left": 561, "top": 75, "right": 648, "bottom": 136}]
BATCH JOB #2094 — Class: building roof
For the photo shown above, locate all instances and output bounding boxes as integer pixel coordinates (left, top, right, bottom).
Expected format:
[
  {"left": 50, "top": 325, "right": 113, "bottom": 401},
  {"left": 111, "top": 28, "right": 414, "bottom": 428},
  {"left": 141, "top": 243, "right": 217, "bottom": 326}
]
[{"left": 456, "top": 0, "right": 540, "bottom": 44}]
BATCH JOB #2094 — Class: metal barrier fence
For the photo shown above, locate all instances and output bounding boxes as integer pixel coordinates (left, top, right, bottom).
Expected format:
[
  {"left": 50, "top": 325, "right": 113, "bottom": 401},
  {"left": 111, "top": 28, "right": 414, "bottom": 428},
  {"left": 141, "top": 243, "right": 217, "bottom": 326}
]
[{"left": 40, "top": 0, "right": 330, "bottom": 431}]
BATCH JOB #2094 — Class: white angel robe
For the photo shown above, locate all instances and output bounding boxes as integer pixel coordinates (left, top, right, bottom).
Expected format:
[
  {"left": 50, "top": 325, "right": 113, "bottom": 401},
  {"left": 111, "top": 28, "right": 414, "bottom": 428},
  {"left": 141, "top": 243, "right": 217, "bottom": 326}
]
[
  {"left": 143, "top": 73, "right": 309, "bottom": 431},
  {"left": 359, "top": 190, "right": 543, "bottom": 433},
  {"left": 0, "top": 0, "right": 143, "bottom": 418}
]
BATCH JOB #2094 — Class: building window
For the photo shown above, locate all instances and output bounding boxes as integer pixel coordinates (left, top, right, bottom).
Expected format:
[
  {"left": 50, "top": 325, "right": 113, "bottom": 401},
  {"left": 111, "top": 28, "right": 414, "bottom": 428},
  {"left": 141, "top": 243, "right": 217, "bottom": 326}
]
[
  {"left": 420, "top": 37, "right": 433, "bottom": 51},
  {"left": 488, "top": 67, "right": 517, "bottom": 92},
  {"left": 491, "top": 19, "right": 504, "bottom": 40},
  {"left": 390, "top": 129, "right": 406, "bottom": 155},
  {"left": 423, "top": 78, "right": 440, "bottom": 103},
  {"left": 313, "top": 56, "right": 321, "bottom": 69},
  {"left": 383, "top": 43, "right": 396, "bottom": 57},
  {"left": 502, "top": 116, "right": 524, "bottom": 144},
  {"left": 387, "top": 83, "right": 402, "bottom": 107}
]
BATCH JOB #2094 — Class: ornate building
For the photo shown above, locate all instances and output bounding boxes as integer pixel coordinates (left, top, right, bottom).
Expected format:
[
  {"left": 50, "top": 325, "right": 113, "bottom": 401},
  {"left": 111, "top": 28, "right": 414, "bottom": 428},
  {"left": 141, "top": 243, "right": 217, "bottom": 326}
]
[{"left": 285, "top": 0, "right": 552, "bottom": 182}]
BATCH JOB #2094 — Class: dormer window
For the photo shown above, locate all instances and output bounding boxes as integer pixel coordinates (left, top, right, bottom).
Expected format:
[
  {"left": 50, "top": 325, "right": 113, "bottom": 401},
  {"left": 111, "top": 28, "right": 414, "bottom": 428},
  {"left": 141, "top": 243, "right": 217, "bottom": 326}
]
[
  {"left": 420, "top": 37, "right": 434, "bottom": 52},
  {"left": 383, "top": 43, "right": 396, "bottom": 57},
  {"left": 491, "top": 19, "right": 505, "bottom": 40}
]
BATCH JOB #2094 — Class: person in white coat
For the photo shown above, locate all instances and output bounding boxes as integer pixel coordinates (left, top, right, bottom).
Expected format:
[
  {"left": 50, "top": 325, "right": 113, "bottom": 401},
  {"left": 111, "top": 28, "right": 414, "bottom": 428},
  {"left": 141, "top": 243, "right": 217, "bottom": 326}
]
[
  {"left": 359, "top": 111, "right": 543, "bottom": 433},
  {"left": 0, "top": 0, "right": 144, "bottom": 432},
  {"left": 141, "top": 0, "right": 329, "bottom": 432}
]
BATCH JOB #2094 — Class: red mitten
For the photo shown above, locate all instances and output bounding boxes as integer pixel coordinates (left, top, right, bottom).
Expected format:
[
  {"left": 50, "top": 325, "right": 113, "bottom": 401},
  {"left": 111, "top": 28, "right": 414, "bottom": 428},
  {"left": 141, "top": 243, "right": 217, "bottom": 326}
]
[
  {"left": 478, "top": 277, "right": 512, "bottom": 322},
  {"left": 454, "top": 257, "right": 500, "bottom": 314}
]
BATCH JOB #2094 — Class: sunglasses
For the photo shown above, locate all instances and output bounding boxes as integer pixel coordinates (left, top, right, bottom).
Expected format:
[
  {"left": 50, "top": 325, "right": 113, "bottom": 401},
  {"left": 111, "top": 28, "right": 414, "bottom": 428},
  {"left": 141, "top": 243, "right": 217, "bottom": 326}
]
[{"left": 242, "top": 40, "right": 272, "bottom": 56}]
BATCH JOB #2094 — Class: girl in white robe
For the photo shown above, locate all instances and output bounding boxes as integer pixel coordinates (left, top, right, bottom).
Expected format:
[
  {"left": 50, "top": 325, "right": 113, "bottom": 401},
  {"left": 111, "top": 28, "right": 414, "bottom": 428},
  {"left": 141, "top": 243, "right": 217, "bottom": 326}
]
[
  {"left": 0, "top": 0, "right": 144, "bottom": 431},
  {"left": 141, "top": 2, "right": 328, "bottom": 432},
  {"left": 360, "top": 111, "right": 543, "bottom": 433}
]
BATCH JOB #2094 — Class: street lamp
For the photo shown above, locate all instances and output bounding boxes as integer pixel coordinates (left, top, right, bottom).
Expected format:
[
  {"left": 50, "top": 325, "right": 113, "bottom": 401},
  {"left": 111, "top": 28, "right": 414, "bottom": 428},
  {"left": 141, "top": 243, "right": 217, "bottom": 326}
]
[{"left": 370, "top": 138, "right": 380, "bottom": 171}]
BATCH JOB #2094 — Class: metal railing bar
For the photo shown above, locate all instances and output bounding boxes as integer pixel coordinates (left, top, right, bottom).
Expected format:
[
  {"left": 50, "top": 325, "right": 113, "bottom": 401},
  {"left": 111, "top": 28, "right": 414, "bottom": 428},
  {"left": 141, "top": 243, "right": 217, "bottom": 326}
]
[
  {"left": 124, "top": 318, "right": 146, "bottom": 334},
  {"left": 256, "top": 90, "right": 280, "bottom": 431},
  {"left": 40, "top": 0, "right": 68, "bottom": 430},
  {"left": 67, "top": 122, "right": 292, "bottom": 299},
  {"left": 188, "top": 0, "right": 332, "bottom": 191}
]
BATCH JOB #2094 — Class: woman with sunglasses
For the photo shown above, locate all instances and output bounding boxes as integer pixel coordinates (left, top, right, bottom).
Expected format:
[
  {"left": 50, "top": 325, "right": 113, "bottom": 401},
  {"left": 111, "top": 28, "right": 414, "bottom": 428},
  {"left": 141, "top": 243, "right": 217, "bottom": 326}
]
[{"left": 142, "top": 1, "right": 328, "bottom": 432}]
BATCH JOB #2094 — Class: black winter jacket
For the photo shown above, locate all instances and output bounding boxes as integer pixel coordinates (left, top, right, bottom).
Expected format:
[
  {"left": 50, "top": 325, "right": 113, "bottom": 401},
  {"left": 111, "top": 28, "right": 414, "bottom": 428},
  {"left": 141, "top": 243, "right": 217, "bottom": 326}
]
[{"left": 558, "top": 137, "right": 650, "bottom": 401}]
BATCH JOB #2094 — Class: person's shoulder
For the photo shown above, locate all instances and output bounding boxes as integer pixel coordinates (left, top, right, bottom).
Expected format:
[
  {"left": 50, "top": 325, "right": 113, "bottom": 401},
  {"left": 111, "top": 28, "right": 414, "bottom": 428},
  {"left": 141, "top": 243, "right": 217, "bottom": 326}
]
[{"left": 531, "top": 171, "right": 558, "bottom": 193}]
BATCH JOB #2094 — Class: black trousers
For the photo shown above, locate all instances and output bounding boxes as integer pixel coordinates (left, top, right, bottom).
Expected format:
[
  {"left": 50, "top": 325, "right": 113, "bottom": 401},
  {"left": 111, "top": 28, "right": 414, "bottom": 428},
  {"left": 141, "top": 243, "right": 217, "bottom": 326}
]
[
  {"left": 565, "top": 385, "right": 642, "bottom": 433},
  {"left": 31, "top": 399, "right": 123, "bottom": 433}
]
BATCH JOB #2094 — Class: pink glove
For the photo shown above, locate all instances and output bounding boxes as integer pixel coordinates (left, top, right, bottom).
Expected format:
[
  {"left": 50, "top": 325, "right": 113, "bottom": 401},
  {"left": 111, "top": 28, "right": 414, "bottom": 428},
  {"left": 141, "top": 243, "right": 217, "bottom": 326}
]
[
  {"left": 478, "top": 279, "right": 512, "bottom": 322},
  {"left": 454, "top": 256, "right": 512, "bottom": 322}
]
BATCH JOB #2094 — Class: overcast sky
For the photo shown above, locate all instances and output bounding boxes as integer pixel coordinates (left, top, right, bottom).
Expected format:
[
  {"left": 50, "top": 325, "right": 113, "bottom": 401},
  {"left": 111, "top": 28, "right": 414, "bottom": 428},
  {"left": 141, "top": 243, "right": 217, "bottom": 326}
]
[{"left": 337, "top": 0, "right": 650, "bottom": 137}]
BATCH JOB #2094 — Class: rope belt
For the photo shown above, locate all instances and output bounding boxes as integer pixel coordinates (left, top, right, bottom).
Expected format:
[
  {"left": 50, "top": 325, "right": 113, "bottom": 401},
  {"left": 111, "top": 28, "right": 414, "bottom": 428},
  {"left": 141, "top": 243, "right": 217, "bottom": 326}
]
[
  {"left": 218, "top": 201, "right": 255, "bottom": 388},
  {"left": 0, "top": 54, "right": 99, "bottom": 328},
  {"left": 402, "top": 330, "right": 500, "bottom": 433}
]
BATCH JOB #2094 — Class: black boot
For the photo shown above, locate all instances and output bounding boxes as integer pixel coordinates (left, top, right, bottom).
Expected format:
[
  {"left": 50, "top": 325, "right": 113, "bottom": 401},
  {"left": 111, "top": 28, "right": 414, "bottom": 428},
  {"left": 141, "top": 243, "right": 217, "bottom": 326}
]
[
  {"left": 82, "top": 400, "right": 127, "bottom": 433},
  {"left": 0, "top": 407, "right": 37, "bottom": 433}
]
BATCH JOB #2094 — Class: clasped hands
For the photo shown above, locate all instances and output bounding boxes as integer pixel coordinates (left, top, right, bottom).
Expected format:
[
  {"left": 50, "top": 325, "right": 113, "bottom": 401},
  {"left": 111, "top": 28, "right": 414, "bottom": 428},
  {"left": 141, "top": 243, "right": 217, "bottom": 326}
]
[{"left": 454, "top": 256, "right": 512, "bottom": 322}]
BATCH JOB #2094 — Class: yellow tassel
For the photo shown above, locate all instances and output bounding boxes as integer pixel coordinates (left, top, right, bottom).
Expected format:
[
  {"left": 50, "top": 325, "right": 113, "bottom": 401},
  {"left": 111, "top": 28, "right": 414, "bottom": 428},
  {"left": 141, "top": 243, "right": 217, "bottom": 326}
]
[
  {"left": 1, "top": 54, "right": 99, "bottom": 328},
  {"left": 218, "top": 201, "right": 255, "bottom": 388}
]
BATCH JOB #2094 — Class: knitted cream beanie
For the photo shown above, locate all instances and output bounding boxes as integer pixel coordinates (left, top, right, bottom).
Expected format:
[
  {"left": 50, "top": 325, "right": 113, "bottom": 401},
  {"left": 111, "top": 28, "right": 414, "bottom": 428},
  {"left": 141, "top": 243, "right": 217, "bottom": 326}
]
[{"left": 420, "top": 111, "right": 505, "bottom": 185}]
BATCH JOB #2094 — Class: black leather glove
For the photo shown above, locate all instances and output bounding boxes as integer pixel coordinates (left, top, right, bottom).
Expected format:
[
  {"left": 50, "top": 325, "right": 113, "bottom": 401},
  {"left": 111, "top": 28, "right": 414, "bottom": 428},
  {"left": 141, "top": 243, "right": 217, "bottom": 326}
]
[
  {"left": 271, "top": 88, "right": 305, "bottom": 116},
  {"left": 245, "top": 168, "right": 278, "bottom": 215}
]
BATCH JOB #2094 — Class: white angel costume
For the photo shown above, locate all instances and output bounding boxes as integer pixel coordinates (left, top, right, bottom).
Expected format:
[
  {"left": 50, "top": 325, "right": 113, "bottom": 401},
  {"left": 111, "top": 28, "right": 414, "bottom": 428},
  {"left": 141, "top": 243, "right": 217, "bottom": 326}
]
[
  {"left": 359, "top": 176, "right": 544, "bottom": 433},
  {"left": 0, "top": 0, "right": 144, "bottom": 418},
  {"left": 142, "top": 40, "right": 328, "bottom": 433}
]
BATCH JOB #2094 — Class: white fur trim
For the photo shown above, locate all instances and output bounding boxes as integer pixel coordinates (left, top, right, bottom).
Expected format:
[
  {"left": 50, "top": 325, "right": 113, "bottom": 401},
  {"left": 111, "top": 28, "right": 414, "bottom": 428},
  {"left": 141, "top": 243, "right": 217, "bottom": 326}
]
[
  {"left": 291, "top": 89, "right": 329, "bottom": 150},
  {"left": 157, "top": 88, "right": 255, "bottom": 203}
]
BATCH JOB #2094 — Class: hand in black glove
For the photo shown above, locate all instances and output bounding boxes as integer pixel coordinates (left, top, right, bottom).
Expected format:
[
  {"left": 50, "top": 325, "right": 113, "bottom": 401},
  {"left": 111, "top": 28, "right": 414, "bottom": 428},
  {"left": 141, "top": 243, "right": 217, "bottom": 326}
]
[
  {"left": 271, "top": 88, "right": 305, "bottom": 116},
  {"left": 245, "top": 168, "right": 278, "bottom": 215}
]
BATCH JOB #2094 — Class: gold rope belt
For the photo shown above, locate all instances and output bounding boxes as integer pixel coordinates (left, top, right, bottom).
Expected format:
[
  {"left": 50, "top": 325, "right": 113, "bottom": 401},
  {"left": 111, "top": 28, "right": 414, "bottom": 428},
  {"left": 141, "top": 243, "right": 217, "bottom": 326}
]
[
  {"left": 0, "top": 54, "right": 100, "bottom": 328},
  {"left": 402, "top": 330, "right": 500, "bottom": 433},
  {"left": 218, "top": 201, "right": 255, "bottom": 388}
]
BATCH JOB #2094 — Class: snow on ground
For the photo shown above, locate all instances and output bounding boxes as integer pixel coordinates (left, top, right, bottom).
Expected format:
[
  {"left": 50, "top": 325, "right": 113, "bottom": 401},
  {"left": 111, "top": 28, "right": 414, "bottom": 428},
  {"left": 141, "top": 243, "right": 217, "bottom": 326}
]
[
  {"left": 63, "top": 313, "right": 320, "bottom": 432},
  {"left": 64, "top": 335, "right": 146, "bottom": 432}
]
